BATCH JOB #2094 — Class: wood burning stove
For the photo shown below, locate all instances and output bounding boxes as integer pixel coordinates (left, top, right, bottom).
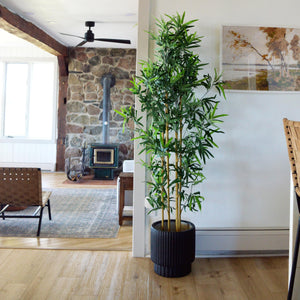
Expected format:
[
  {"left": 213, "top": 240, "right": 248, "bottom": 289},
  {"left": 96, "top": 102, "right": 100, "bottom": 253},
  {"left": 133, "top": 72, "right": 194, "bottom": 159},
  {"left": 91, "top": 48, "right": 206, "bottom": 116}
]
[
  {"left": 89, "top": 73, "right": 119, "bottom": 180},
  {"left": 90, "top": 143, "right": 119, "bottom": 179}
]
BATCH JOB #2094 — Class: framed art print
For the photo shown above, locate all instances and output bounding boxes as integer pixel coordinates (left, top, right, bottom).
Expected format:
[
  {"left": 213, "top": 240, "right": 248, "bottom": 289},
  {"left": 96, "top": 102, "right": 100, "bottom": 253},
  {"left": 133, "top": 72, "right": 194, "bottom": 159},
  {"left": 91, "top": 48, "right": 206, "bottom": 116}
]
[{"left": 222, "top": 25, "right": 300, "bottom": 91}]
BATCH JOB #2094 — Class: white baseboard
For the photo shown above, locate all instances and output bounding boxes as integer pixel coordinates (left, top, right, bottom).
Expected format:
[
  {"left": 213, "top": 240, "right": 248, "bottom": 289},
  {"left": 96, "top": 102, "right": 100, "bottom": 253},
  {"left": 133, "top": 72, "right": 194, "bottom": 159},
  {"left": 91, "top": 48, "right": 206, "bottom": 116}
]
[
  {"left": 0, "top": 162, "right": 55, "bottom": 171},
  {"left": 195, "top": 228, "right": 289, "bottom": 257}
]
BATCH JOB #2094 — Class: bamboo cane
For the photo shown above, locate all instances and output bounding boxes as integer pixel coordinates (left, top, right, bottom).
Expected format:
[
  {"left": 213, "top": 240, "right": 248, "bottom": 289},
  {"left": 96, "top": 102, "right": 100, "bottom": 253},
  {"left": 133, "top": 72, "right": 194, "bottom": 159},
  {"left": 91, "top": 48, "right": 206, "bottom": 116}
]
[
  {"left": 161, "top": 132, "right": 165, "bottom": 230},
  {"left": 178, "top": 100, "right": 183, "bottom": 231},
  {"left": 175, "top": 131, "right": 179, "bottom": 232},
  {"left": 165, "top": 104, "right": 170, "bottom": 231}
]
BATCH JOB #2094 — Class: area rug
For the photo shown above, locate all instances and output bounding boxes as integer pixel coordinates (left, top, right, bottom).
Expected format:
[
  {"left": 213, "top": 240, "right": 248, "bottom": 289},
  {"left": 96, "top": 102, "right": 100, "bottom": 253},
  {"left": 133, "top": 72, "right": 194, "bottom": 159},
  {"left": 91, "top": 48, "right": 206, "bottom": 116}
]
[{"left": 0, "top": 188, "right": 119, "bottom": 238}]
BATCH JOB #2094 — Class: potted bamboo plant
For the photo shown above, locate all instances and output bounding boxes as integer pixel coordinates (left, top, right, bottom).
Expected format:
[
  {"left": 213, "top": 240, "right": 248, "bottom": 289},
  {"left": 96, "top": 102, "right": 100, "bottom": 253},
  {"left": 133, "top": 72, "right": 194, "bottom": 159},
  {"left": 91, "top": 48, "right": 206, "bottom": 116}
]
[{"left": 117, "top": 12, "right": 226, "bottom": 277}]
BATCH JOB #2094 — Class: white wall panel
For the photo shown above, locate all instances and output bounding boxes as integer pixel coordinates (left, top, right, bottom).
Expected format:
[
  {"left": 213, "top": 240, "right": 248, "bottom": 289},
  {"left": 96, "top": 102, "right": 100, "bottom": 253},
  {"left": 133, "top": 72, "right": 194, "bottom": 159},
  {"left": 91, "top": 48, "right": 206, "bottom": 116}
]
[
  {"left": 0, "top": 143, "right": 13, "bottom": 161},
  {"left": 0, "top": 142, "right": 56, "bottom": 171}
]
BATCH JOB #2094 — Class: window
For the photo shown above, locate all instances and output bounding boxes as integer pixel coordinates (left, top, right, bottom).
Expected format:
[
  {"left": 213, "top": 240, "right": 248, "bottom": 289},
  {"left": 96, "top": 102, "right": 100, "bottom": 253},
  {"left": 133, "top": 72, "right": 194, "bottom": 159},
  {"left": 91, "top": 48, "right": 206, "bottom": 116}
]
[{"left": 0, "top": 60, "right": 57, "bottom": 140}]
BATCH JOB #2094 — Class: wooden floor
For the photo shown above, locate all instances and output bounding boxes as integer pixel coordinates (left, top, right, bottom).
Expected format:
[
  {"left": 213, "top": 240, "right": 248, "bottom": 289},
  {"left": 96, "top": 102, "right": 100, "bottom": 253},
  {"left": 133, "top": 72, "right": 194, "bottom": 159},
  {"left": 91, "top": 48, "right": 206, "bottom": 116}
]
[
  {"left": 0, "top": 172, "right": 289, "bottom": 299},
  {"left": 0, "top": 172, "right": 132, "bottom": 251},
  {"left": 0, "top": 249, "right": 288, "bottom": 300},
  {"left": 42, "top": 172, "right": 119, "bottom": 189}
]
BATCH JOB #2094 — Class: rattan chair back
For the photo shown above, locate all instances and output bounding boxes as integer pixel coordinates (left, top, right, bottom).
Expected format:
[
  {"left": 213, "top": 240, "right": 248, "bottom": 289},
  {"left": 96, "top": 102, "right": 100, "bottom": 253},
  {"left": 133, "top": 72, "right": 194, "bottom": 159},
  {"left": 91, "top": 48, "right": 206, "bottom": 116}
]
[
  {"left": 283, "top": 118, "right": 300, "bottom": 199},
  {"left": 0, "top": 167, "right": 43, "bottom": 207}
]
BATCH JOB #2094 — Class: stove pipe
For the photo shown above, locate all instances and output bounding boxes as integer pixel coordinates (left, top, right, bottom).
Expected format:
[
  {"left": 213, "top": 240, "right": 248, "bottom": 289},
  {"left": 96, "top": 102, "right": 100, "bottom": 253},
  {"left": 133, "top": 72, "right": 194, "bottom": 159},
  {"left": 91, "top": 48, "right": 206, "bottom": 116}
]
[{"left": 100, "top": 74, "right": 115, "bottom": 144}]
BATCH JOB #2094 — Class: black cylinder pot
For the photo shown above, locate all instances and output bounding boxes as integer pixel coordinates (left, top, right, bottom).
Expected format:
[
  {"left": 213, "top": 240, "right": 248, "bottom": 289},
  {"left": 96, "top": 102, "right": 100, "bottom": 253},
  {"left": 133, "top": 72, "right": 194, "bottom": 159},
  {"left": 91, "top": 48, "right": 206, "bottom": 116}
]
[{"left": 151, "top": 220, "right": 195, "bottom": 277}]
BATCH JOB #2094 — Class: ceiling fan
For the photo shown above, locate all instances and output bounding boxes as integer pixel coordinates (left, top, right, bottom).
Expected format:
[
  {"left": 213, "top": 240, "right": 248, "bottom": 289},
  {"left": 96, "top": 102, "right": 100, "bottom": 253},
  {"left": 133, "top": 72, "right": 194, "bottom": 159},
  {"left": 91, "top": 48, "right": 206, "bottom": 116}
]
[{"left": 60, "top": 21, "right": 131, "bottom": 47}]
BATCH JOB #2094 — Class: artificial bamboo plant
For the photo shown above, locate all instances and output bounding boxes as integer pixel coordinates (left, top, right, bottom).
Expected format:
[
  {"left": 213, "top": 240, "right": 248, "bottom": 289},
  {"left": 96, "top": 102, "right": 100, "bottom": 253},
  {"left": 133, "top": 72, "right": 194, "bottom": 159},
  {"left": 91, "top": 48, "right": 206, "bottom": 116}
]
[{"left": 117, "top": 12, "right": 226, "bottom": 232}]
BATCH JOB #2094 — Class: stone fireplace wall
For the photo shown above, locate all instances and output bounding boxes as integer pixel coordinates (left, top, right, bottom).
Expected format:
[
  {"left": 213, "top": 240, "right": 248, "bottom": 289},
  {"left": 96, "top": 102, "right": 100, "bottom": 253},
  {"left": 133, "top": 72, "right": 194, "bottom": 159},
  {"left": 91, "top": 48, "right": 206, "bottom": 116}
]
[{"left": 65, "top": 48, "right": 136, "bottom": 174}]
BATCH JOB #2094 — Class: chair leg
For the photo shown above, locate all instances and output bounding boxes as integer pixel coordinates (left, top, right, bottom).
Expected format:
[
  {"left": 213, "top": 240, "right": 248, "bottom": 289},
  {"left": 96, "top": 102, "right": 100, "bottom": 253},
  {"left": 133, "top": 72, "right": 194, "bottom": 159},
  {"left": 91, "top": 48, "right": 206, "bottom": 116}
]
[
  {"left": 288, "top": 216, "right": 300, "bottom": 300},
  {"left": 1, "top": 205, "right": 4, "bottom": 220},
  {"left": 37, "top": 206, "right": 44, "bottom": 237},
  {"left": 0, "top": 204, "right": 9, "bottom": 220},
  {"left": 47, "top": 199, "right": 52, "bottom": 220}
]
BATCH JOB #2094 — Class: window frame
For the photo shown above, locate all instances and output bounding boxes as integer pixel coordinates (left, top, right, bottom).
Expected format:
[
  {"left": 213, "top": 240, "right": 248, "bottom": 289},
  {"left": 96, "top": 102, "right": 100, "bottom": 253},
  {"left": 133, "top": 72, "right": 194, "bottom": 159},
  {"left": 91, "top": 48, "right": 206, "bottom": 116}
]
[{"left": 0, "top": 57, "right": 58, "bottom": 144}]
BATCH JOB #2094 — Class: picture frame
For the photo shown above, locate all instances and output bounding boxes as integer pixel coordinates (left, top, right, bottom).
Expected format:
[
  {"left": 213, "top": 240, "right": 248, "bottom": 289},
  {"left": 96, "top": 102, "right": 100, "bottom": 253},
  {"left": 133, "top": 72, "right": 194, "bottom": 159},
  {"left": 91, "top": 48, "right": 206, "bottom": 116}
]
[{"left": 222, "top": 25, "right": 300, "bottom": 92}]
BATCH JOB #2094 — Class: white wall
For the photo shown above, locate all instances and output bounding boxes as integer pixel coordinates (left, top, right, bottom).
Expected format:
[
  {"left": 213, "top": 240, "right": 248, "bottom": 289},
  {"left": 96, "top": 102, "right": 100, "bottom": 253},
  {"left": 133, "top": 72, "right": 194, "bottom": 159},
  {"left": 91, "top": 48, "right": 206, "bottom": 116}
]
[
  {"left": 134, "top": 0, "right": 300, "bottom": 256},
  {"left": 187, "top": 92, "right": 294, "bottom": 229}
]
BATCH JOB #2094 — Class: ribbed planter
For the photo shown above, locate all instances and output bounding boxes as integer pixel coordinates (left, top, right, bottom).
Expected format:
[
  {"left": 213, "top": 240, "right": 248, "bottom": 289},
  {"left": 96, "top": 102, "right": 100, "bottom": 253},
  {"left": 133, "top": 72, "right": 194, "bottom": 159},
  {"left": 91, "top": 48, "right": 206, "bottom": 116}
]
[{"left": 151, "top": 220, "right": 195, "bottom": 277}]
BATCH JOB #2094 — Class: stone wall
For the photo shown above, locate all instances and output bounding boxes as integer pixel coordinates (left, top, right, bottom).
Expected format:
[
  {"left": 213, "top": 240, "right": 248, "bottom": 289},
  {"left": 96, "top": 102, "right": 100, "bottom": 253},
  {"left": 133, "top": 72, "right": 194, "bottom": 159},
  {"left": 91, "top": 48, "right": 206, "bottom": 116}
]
[{"left": 65, "top": 48, "right": 136, "bottom": 175}]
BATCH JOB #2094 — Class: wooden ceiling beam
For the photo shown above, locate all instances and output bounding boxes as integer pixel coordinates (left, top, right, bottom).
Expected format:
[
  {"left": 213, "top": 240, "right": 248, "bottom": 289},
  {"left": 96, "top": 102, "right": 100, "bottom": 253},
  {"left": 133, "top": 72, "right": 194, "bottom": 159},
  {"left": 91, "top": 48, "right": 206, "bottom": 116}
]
[{"left": 0, "top": 4, "right": 68, "bottom": 57}]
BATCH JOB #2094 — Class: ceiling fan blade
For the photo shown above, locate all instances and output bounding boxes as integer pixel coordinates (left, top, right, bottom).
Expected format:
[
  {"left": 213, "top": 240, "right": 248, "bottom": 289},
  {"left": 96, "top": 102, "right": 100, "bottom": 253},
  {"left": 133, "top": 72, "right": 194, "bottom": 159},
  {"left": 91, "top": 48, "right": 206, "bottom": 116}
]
[
  {"left": 76, "top": 40, "right": 87, "bottom": 47},
  {"left": 60, "top": 32, "right": 84, "bottom": 39},
  {"left": 94, "top": 38, "right": 131, "bottom": 44}
]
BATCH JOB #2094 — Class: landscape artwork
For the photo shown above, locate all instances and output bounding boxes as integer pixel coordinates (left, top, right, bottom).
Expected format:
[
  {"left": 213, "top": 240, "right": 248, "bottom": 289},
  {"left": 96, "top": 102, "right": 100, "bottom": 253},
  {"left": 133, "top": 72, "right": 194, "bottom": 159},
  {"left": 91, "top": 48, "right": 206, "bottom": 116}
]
[{"left": 222, "top": 25, "right": 300, "bottom": 91}]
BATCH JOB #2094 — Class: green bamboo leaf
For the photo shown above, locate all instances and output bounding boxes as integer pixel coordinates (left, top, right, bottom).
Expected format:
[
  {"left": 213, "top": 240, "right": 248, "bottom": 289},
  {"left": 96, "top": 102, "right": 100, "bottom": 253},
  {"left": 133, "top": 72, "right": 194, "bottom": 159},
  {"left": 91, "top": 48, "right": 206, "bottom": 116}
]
[{"left": 115, "top": 12, "right": 226, "bottom": 222}]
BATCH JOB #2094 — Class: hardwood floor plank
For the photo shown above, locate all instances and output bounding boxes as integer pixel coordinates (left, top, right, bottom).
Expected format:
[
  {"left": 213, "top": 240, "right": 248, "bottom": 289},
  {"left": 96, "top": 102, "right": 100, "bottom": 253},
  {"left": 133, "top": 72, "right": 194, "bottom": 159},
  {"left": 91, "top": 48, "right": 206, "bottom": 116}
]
[
  {"left": 46, "top": 277, "right": 79, "bottom": 300},
  {"left": 193, "top": 258, "right": 248, "bottom": 300},
  {"left": 78, "top": 252, "right": 109, "bottom": 297},
  {"left": 21, "top": 251, "right": 67, "bottom": 300},
  {"left": 0, "top": 283, "right": 27, "bottom": 300},
  {"left": 145, "top": 259, "right": 167, "bottom": 300},
  {"left": 42, "top": 171, "right": 118, "bottom": 189},
  {"left": 0, "top": 248, "right": 12, "bottom": 264},
  {"left": 170, "top": 277, "right": 199, "bottom": 300},
  {"left": 97, "top": 252, "right": 127, "bottom": 299},
  {"left": 122, "top": 256, "right": 151, "bottom": 300},
  {"left": 242, "top": 257, "right": 287, "bottom": 294},
  {"left": 234, "top": 258, "right": 279, "bottom": 299},
  {"left": 0, "top": 249, "right": 288, "bottom": 300},
  {"left": 195, "top": 283, "right": 225, "bottom": 300},
  {"left": 1, "top": 250, "right": 44, "bottom": 284}
]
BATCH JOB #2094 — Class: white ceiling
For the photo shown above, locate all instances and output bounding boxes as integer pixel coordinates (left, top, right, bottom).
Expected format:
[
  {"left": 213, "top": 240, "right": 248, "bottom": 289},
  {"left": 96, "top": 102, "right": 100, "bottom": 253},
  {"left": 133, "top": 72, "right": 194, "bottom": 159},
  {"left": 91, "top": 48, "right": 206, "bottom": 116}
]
[{"left": 0, "top": 0, "right": 138, "bottom": 49}]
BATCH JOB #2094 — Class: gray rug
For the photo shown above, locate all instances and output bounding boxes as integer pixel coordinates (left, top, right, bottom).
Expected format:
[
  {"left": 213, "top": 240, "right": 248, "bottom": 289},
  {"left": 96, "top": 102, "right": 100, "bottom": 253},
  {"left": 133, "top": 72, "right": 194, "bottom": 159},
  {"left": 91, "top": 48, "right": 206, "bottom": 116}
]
[{"left": 0, "top": 188, "right": 119, "bottom": 238}]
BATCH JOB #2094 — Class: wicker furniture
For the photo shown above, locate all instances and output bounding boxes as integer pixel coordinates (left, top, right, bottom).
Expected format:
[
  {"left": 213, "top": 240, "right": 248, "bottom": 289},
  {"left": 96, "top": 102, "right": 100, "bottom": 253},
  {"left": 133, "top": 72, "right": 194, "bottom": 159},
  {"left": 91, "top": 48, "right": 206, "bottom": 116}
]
[
  {"left": 283, "top": 118, "right": 300, "bottom": 300},
  {"left": 0, "top": 167, "right": 52, "bottom": 236}
]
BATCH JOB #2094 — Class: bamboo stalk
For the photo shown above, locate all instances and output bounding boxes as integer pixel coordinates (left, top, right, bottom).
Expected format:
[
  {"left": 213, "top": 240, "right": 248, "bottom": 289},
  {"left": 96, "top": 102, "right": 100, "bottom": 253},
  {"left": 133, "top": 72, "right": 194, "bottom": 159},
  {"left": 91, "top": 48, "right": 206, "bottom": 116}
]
[
  {"left": 178, "top": 99, "right": 183, "bottom": 231},
  {"left": 175, "top": 131, "right": 179, "bottom": 232},
  {"left": 161, "top": 132, "right": 165, "bottom": 230},
  {"left": 165, "top": 104, "right": 170, "bottom": 231}
]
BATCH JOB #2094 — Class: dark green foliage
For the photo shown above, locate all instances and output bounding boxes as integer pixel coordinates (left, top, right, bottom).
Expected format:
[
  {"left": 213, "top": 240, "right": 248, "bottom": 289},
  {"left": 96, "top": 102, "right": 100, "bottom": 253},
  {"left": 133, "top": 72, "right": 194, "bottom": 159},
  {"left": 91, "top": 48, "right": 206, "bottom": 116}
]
[{"left": 116, "top": 12, "right": 226, "bottom": 217}]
